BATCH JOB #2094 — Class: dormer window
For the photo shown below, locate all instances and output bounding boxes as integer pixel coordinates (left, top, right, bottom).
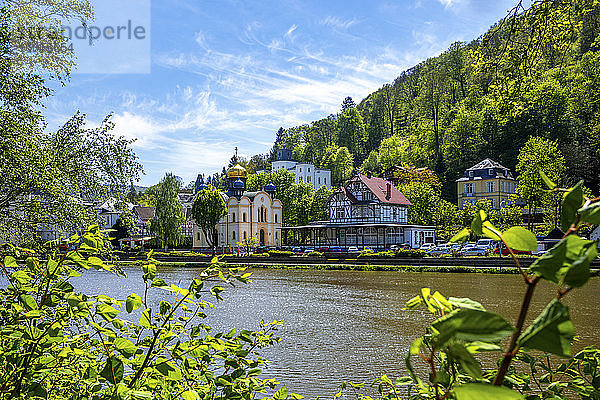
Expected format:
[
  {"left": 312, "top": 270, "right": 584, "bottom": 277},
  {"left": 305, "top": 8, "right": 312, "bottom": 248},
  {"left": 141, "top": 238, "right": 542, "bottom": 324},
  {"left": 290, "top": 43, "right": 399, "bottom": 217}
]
[
  {"left": 489, "top": 168, "right": 494, "bottom": 176},
  {"left": 469, "top": 171, "right": 474, "bottom": 177}
]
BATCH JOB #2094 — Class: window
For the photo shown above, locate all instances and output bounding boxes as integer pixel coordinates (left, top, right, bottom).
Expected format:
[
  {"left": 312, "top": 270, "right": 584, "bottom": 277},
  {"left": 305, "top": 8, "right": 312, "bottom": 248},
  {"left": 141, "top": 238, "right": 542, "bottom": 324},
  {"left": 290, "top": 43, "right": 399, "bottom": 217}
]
[
  {"left": 197, "top": 232, "right": 201, "bottom": 240},
  {"left": 275, "top": 214, "right": 278, "bottom": 223},
  {"left": 318, "top": 177, "right": 321, "bottom": 185},
  {"left": 275, "top": 231, "right": 278, "bottom": 239},
  {"left": 232, "top": 231, "right": 236, "bottom": 240},
  {"left": 299, "top": 167, "right": 302, "bottom": 172},
  {"left": 243, "top": 213, "right": 246, "bottom": 222},
  {"left": 308, "top": 168, "right": 311, "bottom": 172},
  {"left": 324, "top": 178, "right": 327, "bottom": 184},
  {"left": 469, "top": 171, "right": 474, "bottom": 177},
  {"left": 500, "top": 181, "right": 505, "bottom": 192},
  {"left": 243, "top": 231, "right": 247, "bottom": 240},
  {"left": 307, "top": 176, "right": 311, "bottom": 183},
  {"left": 299, "top": 177, "right": 303, "bottom": 182},
  {"left": 464, "top": 183, "right": 474, "bottom": 194},
  {"left": 232, "top": 213, "right": 236, "bottom": 222},
  {"left": 486, "top": 181, "right": 495, "bottom": 193},
  {"left": 489, "top": 168, "right": 494, "bottom": 176}
]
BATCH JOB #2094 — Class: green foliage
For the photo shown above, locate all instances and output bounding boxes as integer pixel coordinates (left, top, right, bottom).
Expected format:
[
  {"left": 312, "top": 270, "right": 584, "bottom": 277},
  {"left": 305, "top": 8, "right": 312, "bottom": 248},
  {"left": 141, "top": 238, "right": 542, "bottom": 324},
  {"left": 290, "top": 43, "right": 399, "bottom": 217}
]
[
  {"left": 191, "top": 185, "right": 228, "bottom": 253},
  {"left": 0, "top": 226, "right": 296, "bottom": 400},
  {"left": 149, "top": 173, "right": 185, "bottom": 250}
]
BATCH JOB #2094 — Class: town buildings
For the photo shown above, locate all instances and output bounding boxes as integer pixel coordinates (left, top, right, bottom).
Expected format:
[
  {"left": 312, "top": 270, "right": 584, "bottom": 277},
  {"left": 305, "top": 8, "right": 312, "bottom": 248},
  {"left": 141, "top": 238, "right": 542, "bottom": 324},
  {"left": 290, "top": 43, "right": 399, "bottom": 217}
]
[
  {"left": 456, "top": 158, "right": 518, "bottom": 209},
  {"left": 283, "top": 174, "right": 435, "bottom": 249},
  {"left": 192, "top": 164, "right": 283, "bottom": 249},
  {"left": 268, "top": 148, "right": 332, "bottom": 190}
]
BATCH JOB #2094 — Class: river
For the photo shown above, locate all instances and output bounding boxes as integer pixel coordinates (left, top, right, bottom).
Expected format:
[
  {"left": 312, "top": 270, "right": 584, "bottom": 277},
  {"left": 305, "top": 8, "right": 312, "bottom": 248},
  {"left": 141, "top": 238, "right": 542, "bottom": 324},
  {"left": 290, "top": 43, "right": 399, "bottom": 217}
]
[{"left": 74, "top": 266, "right": 600, "bottom": 398}]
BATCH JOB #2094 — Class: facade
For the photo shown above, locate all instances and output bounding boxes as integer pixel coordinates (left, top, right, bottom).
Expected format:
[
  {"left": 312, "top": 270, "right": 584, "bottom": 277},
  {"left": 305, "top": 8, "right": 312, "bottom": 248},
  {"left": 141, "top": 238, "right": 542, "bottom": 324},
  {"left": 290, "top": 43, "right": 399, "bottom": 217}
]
[
  {"left": 270, "top": 148, "right": 331, "bottom": 190},
  {"left": 456, "top": 158, "right": 518, "bottom": 209},
  {"left": 283, "top": 174, "right": 435, "bottom": 249},
  {"left": 192, "top": 164, "right": 283, "bottom": 249}
]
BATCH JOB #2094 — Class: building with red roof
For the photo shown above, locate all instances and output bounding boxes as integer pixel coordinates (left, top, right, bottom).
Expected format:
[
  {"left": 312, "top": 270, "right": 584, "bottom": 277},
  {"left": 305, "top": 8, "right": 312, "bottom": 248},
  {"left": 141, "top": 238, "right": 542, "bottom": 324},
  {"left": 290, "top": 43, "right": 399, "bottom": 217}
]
[{"left": 283, "top": 174, "right": 435, "bottom": 249}]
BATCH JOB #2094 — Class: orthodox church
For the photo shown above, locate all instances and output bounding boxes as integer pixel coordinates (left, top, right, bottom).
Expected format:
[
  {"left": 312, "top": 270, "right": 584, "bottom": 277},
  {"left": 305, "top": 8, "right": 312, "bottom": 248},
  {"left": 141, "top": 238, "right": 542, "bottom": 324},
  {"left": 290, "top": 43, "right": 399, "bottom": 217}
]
[{"left": 192, "top": 164, "right": 283, "bottom": 249}]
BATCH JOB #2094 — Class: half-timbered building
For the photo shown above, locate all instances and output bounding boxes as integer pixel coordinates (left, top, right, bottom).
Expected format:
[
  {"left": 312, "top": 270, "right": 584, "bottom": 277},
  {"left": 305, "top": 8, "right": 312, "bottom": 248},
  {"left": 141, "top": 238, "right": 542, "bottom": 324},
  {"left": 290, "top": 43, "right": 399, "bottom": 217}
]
[{"left": 283, "top": 174, "right": 435, "bottom": 249}]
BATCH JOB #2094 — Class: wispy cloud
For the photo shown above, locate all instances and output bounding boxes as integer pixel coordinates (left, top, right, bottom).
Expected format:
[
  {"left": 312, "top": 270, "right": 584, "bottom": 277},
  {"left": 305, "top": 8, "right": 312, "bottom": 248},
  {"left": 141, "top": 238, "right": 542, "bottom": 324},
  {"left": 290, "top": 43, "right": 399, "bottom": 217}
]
[{"left": 320, "top": 16, "right": 357, "bottom": 30}]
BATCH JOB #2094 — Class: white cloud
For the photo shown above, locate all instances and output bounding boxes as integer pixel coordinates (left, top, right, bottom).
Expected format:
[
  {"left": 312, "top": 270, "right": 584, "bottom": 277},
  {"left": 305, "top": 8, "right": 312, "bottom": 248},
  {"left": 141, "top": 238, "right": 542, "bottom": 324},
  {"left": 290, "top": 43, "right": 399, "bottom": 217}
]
[
  {"left": 320, "top": 16, "right": 357, "bottom": 30},
  {"left": 285, "top": 24, "right": 298, "bottom": 38}
]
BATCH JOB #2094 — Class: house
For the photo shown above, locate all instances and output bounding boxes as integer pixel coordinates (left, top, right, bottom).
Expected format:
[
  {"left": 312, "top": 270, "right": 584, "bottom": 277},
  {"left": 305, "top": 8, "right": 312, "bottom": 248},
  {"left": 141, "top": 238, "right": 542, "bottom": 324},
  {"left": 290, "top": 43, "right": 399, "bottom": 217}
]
[
  {"left": 118, "top": 205, "right": 155, "bottom": 248},
  {"left": 456, "top": 158, "right": 518, "bottom": 209},
  {"left": 193, "top": 164, "right": 283, "bottom": 249},
  {"left": 268, "top": 148, "right": 331, "bottom": 190},
  {"left": 283, "top": 174, "right": 435, "bottom": 249}
]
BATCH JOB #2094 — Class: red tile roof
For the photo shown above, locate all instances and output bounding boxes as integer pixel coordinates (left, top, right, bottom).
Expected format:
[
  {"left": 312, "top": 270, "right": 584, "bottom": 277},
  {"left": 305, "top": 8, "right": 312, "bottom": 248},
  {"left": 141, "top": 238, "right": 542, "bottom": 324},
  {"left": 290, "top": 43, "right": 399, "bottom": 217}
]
[{"left": 352, "top": 175, "right": 412, "bottom": 206}]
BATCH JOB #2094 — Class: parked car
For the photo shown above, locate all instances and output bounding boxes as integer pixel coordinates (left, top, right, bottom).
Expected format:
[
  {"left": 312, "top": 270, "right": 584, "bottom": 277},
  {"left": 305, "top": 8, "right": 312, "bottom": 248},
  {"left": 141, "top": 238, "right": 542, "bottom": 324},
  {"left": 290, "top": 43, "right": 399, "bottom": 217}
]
[
  {"left": 427, "top": 244, "right": 452, "bottom": 256},
  {"left": 493, "top": 243, "right": 532, "bottom": 256},
  {"left": 476, "top": 238, "right": 497, "bottom": 252},
  {"left": 329, "top": 246, "right": 342, "bottom": 252},
  {"left": 347, "top": 246, "right": 359, "bottom": 253},
  {"left": 391, "top": 243, "right": 411, "bottom": 251},
  {"left": 291, "top": 246, "right": 303, "bottom": 255},
  {"left": 303, "top": 247, "right": 315, "bottom": 254},
  {"left": 461, "top": 244, "right": 488, "bottom": 256},
  {"left": 419, "top": 243, "right": 436, "bottom": 251}
]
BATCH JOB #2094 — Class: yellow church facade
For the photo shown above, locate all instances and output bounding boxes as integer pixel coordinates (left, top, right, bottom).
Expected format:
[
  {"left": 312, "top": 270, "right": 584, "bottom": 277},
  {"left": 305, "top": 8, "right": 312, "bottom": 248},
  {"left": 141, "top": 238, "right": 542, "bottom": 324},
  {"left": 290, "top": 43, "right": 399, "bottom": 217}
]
[{"left": 192, "top": 165, "right": 282, "bottom": 249}]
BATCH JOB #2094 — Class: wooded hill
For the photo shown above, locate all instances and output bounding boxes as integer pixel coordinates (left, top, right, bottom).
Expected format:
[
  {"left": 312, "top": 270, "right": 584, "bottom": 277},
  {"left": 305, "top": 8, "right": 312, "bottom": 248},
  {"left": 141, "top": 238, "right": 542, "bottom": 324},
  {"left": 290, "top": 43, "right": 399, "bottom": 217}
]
[{"left": 270, "top": 2, "right": 600, "bottom": 203}]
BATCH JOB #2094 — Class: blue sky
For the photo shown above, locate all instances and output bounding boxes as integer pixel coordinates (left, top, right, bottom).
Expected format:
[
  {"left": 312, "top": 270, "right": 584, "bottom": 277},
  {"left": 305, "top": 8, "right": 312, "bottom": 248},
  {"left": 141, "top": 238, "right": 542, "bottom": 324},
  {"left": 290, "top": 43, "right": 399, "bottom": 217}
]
[{"left": 46, "top": 0, "right": 520, "bottom": 186}]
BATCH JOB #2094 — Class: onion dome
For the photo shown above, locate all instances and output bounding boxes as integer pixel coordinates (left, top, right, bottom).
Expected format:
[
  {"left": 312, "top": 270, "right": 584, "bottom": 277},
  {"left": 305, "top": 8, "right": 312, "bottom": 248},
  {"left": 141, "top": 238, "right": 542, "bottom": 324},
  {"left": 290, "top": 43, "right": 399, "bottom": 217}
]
[
  {"left": 227, "top": 164, "right": 247, "bottom": 178},
  {"left": 198, "top": 183, "right": 209, "bottom": 191},
  {"left": 233, "top": 178, "right": 245, "bottom": 189},
  {"left": 265, "top": 182, "right": 276, "bottom": 192}
]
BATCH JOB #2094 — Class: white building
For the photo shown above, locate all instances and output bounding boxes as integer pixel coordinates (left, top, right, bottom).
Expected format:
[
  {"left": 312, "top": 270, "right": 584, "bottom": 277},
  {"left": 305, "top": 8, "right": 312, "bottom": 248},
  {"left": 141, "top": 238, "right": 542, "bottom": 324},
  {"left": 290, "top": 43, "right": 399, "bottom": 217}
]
[{"left": 270, "top": 148, "right": 331, "bottom": 190}]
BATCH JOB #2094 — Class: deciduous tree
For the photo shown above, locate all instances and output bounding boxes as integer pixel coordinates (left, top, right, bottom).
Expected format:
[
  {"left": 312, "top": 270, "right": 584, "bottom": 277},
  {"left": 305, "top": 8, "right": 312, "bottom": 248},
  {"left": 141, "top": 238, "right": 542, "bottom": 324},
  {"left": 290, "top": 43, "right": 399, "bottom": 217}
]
[{"left": 191, "top": 185, "right": 227, "bottom": 255}]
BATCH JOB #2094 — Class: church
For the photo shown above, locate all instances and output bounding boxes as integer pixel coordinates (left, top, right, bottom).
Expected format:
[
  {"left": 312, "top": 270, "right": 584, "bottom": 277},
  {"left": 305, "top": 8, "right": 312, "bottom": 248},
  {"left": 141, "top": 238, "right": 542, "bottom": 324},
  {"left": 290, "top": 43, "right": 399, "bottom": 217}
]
[{"left": 192, "top": 164, "right": 283, "bottom": 250}]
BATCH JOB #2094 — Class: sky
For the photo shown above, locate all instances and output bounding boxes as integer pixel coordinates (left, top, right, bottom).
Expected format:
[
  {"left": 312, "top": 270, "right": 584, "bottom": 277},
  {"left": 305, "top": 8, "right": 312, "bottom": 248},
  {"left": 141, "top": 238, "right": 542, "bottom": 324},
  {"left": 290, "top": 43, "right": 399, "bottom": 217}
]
[{"left": 45, "top": 0, "right": 521, "bottom": 187}]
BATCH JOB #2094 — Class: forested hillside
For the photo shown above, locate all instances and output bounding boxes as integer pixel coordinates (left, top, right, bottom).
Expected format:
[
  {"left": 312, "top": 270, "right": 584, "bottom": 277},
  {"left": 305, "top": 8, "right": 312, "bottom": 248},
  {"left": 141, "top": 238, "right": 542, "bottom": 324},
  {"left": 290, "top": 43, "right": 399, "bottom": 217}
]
[{"left": 270, "top": 2, "right": 600, "bottom": 203}]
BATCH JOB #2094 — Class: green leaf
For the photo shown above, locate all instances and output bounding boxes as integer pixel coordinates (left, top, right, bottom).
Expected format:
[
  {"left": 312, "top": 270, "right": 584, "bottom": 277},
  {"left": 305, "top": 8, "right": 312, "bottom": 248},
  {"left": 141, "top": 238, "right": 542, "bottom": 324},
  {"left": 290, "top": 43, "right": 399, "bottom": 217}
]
[
  {"left": 113, "top": 337, "right": 137, "bottom": 358},
  {"left": 450, "top": 227, "right": 470, "bottom": 243},
  {"left": 142, "top": 263, "right": 156, "bottom": 281},
  {"left": 273, "top": 386, "right": 289, "bottom": 400},
  {"left": 19, "top": 294, "right": 38, "bottom": 311},
  {"left": 448, "top": 297, "right": 486, "bottom": 311},
  {"left": 403, "top": 295, "right": 422, "bottom": 310},
  {"left": 471, "top": 210, "right": 487, "bottom": 236},
  {"left": 564, "top": 243, "right": 597, "bottom": 288},
  {"left": 540, "top": 170, "right": 557, "bottom": 190},
  {"left": 100, "top": 356, "right": 124, "bottom": 384},
  {"left": 530, "top": 235, "right": 596, "bottom": 286},
  {"left": 453, "top": 383, "right": 524, "bottom": 399},
  {"left": 155, "top": 358, "right": 182, "bottom": 380},
  {"left": 126, "top": 293, "right": 142, "bottom": 313},
  {"left": 464, "top": 341, "right": 502, "bottom": 353},
  {"left": 560, "top": 180, "right": 584, "bottom": 232},
  {"left": 482, "top": 221, "right": 501, "bottom": 241},
  {"left": 181, "top": 390, "right": 200, "bottom": 400},
  {"left": 517, "top": 299, "right": 574, "bottom": 357},
  {"left": 578, "top": 201, "right": 600, "bottom": 225},
  {"left": 432, "top": 309, "right": 513, "bottom": 348},
  {"left": 503, "top": 227, "right": 538, "bottom": 252},
  {"left": 96, "top": 303, "right": 119, "bottom": 321},
  {"left": 4, "top": 255, "right": 18, "bottom": 268},
  {"left": 446, "top": 342, "right": 482, "bottom": 378},
  {"left": 405, "top": 337, "right": 424, "bottom": 385},
  {"left": 139, "top": 308, "right": 152, "bottom": 328}
]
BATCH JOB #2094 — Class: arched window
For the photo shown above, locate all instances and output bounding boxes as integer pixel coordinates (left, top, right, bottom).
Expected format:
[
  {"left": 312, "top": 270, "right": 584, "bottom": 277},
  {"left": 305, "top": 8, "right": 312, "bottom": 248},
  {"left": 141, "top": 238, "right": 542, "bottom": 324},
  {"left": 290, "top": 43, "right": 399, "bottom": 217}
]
[
  {"left": 275, "top": 213, "right": 278, "bottom": 223},
  {"left": 232, "top": 213, "right": 236, "bottom": 223},
  {"left": 243, "top": 231, "right": 247, "bottom": 240},
  {"left": 275, "top": 231, "right": 278, "bottom": 239},
  {"left": 232, "top": 231, "right": 236, "bottom": 240},
  {"left": 243, "top": 212, "right": 246, "bottom": 222}
]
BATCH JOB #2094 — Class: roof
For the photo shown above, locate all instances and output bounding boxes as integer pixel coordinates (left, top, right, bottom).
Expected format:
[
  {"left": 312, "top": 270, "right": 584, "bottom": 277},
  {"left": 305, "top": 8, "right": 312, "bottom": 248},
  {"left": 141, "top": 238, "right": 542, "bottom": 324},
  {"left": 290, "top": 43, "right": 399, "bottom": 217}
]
[
  {"left": 466, "top": 158, "right": 509, "bottom": 171},
  {"left": 133, "top": 206, "right": 155, "bottom": 221},
  {"left": 353, "top": 174, "right": 412, "bottom": 206}
]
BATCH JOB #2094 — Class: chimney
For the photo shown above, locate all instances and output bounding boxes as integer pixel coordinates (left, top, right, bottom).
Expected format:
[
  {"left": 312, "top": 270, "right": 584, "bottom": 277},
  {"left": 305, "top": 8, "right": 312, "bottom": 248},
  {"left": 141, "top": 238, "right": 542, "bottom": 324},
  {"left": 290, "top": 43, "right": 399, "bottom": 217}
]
[
  {"left": 386, "top": 183, "right": 391, "bottom": 200},
  {"left": 366, "top": 171, "right": 372, "bottom": 178}
]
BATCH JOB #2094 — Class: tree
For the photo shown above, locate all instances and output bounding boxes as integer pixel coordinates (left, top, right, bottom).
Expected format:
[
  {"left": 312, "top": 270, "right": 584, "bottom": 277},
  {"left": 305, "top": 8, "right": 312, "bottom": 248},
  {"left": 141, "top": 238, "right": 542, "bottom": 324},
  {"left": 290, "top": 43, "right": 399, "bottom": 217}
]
[
  {"left": 112, "top": 206, "right": 137, "bottom": 247},
  {"left": 337, "top": 108, "right": 367, "bottom": 163},
  {"left": 191, "top": 185, "right": 227, "bottom": 255},
  {"left": 149, "top": 173, "right": 185, "bottom": 250},
  {"left": 360, "top": 150, "right": 380, "bottom": 175},
  {"left": 341, "top": 96, "right": 356, "bottom": 111},
  {"left": 377, "top": 135, "right": 410, "bottom": 171},
  {"left": 516, "top": 137, "right": 566, "bottom": 229},
  {"left": 333, "top": 147, "right": 354, "bottom": 186}
]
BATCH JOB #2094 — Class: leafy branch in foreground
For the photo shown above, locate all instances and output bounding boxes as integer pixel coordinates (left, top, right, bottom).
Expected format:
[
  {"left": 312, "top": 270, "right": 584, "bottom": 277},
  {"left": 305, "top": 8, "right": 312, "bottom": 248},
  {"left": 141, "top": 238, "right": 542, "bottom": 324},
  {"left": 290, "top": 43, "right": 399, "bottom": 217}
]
[
  {"left": 336, "top": 171, "right": 599, "bottom": 400},
  {"left": 0, "top": 225, "right": 301, "bottom": 400}
]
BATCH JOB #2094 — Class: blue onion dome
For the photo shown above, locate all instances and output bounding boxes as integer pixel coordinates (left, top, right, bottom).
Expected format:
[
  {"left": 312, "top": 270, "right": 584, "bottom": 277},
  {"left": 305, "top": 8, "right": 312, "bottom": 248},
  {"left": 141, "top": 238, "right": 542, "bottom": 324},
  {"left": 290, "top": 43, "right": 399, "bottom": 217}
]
[
  {"left": 233, "top": 178, "right": 245, "bottom": 189},
  {"left": 198, "top": 183, "right": 209, "bottom": 191},
  {"left": 265, "top": 182, "right": 276, "bottom": 192}
]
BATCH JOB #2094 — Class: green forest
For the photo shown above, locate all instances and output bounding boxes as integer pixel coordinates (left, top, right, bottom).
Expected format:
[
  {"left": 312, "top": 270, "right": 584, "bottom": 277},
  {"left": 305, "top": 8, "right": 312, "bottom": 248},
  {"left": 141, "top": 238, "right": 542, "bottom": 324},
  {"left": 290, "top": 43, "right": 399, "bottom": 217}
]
[{"left": 265, "top": 2, "right": 600, "bottom": 208}]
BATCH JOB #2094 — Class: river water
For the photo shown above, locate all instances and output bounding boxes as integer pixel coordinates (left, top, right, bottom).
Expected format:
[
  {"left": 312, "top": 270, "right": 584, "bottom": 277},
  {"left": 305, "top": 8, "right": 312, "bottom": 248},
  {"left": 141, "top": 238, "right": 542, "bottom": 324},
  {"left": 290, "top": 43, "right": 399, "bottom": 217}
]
[{"left": 74, "top": 266, "right": 600, "bottom": 398}]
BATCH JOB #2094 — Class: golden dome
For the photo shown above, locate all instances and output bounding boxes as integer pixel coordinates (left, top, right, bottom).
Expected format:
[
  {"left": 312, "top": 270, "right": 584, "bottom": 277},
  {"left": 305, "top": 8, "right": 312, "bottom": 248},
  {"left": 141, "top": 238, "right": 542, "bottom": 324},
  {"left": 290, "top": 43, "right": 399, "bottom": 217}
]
[{"left": 227, "top": 164, "right": 247, "bottom": 178}]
